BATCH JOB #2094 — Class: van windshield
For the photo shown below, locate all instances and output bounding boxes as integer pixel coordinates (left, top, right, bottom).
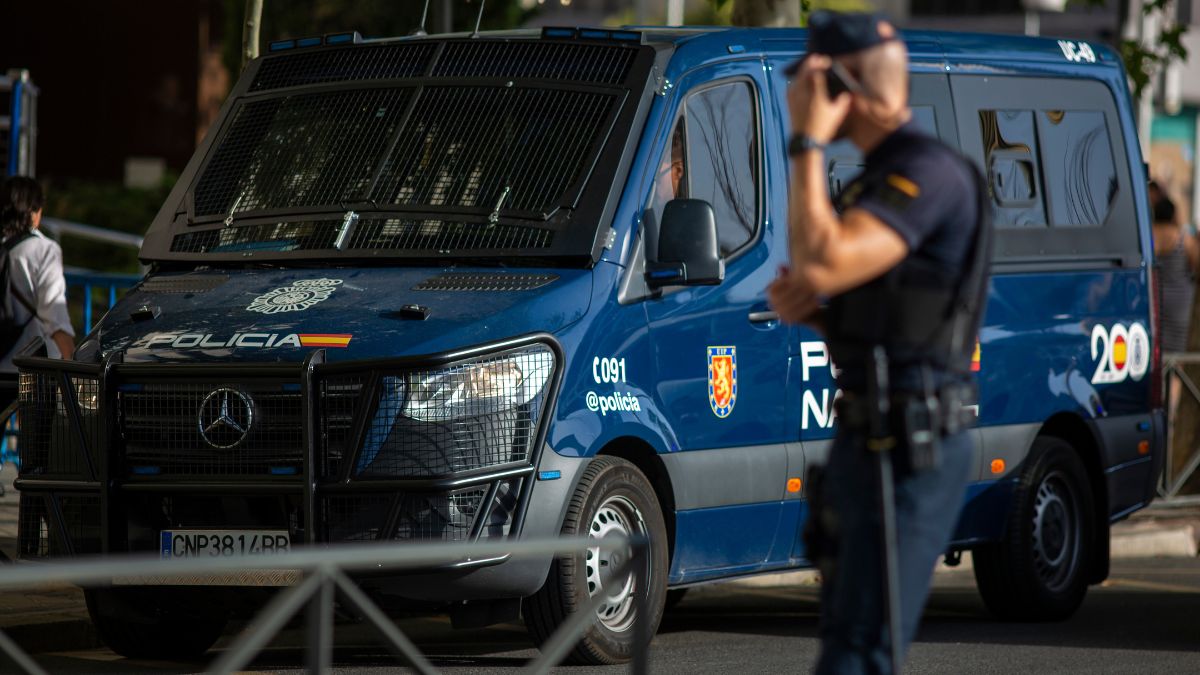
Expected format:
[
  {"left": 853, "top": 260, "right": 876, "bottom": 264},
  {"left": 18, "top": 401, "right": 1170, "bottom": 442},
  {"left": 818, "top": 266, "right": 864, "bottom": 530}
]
[{"left": 140, "top": 37, "right": 657, "bottom": 265}]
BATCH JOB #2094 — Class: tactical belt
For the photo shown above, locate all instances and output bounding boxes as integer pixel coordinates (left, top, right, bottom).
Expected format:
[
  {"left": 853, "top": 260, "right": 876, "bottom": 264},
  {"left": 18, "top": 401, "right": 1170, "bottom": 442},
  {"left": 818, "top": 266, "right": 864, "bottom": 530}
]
[{"left": 834, "top": 387, "right": 977, "bottom": 437}]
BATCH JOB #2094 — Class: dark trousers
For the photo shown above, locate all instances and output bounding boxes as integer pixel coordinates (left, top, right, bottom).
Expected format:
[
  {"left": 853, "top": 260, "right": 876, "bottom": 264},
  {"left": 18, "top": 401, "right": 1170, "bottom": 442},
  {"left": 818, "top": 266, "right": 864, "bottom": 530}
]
[{"left": 814, "top": 429, "right": 973, "bottom": 675}]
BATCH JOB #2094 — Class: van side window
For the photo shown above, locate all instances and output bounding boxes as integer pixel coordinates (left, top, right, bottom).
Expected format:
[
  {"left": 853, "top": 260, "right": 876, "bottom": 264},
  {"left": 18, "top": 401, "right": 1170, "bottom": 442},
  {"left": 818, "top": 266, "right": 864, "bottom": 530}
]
[
  {"left": 979, "top": 110, "right": 1048, "bottom": 227},
  {"left": 979, "top": 108, "right": 1117, "bottom": 230},
  {"left": 685, "top": 82, "right": 759, "bottom": 256},
  {"left": 1037, "top": 110, "right": 1116, "bottom": 227},
  {"left": 954, "top": 76, "right": 1136, "bottom": 262}
]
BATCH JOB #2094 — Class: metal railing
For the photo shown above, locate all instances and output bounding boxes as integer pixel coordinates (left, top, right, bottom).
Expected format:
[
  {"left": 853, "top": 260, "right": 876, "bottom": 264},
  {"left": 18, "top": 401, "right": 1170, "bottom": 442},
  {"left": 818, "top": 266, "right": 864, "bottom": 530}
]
[
  {"left": 64, "top": 268, "right": 140, "bottom": 334},
  {"left": 1159, "top": 352, "right": 1200, "bottom": 500},
  {"left": 0, "top": 535, "right": 651, "bottom": 675}
]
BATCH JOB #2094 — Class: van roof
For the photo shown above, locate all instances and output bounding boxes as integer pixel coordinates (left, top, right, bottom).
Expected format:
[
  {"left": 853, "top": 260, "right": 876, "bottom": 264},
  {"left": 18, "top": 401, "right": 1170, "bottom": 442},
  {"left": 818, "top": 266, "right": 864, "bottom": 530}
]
[{"left": 359, "top": 25, "right": 1122, "bottom": 72}]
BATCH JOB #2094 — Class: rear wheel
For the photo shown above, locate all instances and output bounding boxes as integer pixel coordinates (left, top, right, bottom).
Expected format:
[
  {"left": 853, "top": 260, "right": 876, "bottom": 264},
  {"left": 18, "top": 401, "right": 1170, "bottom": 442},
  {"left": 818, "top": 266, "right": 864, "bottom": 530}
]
[
  {"left": 973, "top": 436, "right": 1095, "bottom": 621},
  {"left": 85, "top": 587, "right": 227, "bottom": 660},
  {"left": 523, "top": 456, "right": 668, "bottom": 665}
]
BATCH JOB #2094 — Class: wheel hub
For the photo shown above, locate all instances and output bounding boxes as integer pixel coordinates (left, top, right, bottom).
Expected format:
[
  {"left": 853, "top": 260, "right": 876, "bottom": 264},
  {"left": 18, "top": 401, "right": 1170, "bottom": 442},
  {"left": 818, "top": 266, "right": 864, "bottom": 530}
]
[
  {"left": 1031, "top": 472, "right": 1079, "bottom": 592},
  {"left": 585, "top": 495, "right": 646, "bottom": 632}
]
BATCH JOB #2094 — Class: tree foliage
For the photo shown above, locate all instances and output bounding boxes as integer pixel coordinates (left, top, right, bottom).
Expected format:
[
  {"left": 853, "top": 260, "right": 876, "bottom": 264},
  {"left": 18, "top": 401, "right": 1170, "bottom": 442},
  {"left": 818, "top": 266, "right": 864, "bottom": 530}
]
[{"left": 1078, "top": 0, "right": 1186, "bottom": 99}]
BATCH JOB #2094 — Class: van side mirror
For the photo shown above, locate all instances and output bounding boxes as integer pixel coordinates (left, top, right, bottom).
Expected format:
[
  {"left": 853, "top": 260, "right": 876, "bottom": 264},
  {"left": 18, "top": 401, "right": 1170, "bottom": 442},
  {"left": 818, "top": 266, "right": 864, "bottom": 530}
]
[{"left": 645, "top": 199, "right": 725, "bottom": 288}]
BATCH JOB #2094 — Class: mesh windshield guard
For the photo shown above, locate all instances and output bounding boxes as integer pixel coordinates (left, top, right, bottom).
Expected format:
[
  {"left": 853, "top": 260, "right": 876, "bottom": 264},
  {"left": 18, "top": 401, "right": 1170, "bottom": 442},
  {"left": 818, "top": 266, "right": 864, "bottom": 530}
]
[{"left": 140, "top": 36, "right": 658, "bottom": 264}]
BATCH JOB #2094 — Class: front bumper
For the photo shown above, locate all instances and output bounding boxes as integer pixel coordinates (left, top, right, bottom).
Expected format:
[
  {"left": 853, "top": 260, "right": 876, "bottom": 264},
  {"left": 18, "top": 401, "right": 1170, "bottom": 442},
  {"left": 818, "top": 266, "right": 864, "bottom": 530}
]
[{"left": 14, "top": 335, "right": 569, "bottom": 599}]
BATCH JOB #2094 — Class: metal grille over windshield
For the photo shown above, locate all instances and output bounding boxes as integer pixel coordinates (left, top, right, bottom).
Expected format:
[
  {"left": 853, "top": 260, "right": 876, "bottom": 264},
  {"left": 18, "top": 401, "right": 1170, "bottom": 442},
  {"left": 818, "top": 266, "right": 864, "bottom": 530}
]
[
  {"left": 193, "top": 84, "right": 617, "bottom": 223},
  {"left": 250, "top": 42, "right": 436, "bottom": 91},
  {"left": 193, "top": 88, "right": 414, "bottom": 217},
  {"left": 149, "top": 37, "right": 652, "bottom": 261},
  {"left": 170, "top": 217, "right": 553, "bottom": 254},
  {"left": 431, "top": 41, "right": 636, "bottom": 84},
  {"left": 369, "top": 87, "right": 614, "bottom": 215}
]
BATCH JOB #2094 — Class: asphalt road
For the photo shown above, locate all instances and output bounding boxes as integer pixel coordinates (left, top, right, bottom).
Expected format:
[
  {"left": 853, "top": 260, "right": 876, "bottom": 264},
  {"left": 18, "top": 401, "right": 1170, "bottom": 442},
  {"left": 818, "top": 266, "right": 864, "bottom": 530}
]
[{"left": 21, "top": 556, "right": 1200, "bottom": 674}]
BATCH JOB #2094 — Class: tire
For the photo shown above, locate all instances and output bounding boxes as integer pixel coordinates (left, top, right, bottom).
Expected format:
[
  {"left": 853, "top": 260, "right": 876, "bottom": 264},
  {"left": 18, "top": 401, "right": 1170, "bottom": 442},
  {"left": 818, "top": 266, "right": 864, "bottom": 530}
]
[
  {"left": 973, "top": 436, "right": 1095, "bottom": 621},
  {"left": 85, "top": 587, "right": 227, "bottom": 660},
  {"left": 523, "top": 456, "right": 669, "bottom": 665}
]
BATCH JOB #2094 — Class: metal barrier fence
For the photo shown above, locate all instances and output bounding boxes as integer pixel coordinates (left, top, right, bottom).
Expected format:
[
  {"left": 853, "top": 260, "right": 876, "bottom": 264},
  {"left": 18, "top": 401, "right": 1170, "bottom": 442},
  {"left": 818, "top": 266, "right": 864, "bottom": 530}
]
[
  {"left": 0, "top": 535, "right": 651, "bottom": 675},
  {"left": 1159, "top": 352, "right": 1200, "bottom": 501}
]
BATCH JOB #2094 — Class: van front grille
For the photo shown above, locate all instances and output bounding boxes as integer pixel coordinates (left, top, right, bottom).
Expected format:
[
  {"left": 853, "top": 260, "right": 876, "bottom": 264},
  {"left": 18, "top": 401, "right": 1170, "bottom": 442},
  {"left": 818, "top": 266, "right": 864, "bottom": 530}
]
[{"left": 120, "top": 383, "right": 305, "bottom": 477}]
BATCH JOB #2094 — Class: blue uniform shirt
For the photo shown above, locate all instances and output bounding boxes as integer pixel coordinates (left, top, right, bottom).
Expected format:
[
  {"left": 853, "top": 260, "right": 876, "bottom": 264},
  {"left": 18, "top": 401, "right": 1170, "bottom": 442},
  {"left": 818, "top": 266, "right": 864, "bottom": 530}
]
[
  {"left": 827, "top": 121, "right": 982, "bottom": 392},
  {"left": 846, "top": 122, "right": 977, "bottom": 276}
]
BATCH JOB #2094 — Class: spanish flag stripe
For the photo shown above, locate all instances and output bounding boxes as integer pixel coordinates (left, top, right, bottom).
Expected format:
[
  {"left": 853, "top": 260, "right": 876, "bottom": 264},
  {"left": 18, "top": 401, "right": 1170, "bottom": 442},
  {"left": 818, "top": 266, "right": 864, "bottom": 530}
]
[{"left": 299, "top": 334, "right": 352, "bottom": 348}]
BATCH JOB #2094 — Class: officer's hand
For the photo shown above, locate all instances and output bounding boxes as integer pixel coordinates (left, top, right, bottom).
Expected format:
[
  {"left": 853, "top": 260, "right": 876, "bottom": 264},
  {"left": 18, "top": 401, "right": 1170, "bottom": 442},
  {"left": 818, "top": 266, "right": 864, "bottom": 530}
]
[
  {"left": 788, "top": 55, "right": 852, "bottom": 145},
  {"left": 767, "top": 267, "right": 820, "bottom": 326}
]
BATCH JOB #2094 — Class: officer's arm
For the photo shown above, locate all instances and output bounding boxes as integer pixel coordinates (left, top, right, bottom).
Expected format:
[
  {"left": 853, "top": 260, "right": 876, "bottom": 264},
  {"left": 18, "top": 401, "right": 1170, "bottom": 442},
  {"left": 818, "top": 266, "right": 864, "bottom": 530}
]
[{"left": 787, "top": 149, "right": 909, "bottom": 296}]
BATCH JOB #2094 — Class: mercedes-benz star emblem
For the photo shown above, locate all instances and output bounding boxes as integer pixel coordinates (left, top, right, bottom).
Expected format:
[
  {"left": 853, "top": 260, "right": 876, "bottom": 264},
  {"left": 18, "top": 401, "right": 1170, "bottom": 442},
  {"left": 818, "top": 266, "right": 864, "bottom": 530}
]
[{"left": 198, "top": 388, "right": 254, "bottom": 449}]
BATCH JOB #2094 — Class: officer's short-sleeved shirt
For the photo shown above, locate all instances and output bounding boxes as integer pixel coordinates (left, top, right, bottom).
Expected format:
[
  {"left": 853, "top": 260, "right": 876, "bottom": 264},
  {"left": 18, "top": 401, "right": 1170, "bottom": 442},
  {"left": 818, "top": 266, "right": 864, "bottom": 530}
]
[
  {"left": 838, "top": 122, "right": 977, "bottom": 276},
  {"left": 828, "top": 121, "right": 981, "bottom": 391}
]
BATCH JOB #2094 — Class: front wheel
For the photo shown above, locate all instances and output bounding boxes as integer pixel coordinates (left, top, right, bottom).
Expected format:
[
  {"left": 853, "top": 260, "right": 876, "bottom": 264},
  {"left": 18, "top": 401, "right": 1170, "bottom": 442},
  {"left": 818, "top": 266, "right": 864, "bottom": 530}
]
[
  {"left": 86, "top": 587, "right": 227, "bottom": 660},
  {"left": 523, "top": 456, "right": 669, "bottom": 665},
  {"left": 973, "top": 436, "right": 1095, "bottom": 621}
]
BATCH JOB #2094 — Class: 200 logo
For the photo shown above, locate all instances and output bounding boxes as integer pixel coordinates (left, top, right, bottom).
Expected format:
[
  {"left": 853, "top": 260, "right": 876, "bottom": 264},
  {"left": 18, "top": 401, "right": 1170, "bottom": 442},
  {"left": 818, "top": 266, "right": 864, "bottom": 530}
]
[{"left": 1091, "top": 322, "right": 1150, "bottom": 384}]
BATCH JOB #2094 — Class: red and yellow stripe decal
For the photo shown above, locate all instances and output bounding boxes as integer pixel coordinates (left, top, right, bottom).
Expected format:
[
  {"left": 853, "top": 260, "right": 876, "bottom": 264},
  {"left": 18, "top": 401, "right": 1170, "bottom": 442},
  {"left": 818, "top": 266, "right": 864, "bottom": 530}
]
[
  {"left": 299, "top": 334, "right": 352, "bottom": 348},
  {"left": 971, "top": 340, "right": 981, "bottom": 372}
]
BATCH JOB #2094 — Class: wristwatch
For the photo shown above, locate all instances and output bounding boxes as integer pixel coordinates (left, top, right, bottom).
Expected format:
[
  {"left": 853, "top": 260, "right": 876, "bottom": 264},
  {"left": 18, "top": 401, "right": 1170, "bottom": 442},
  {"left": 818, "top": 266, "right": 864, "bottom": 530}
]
[{"left": 788, "top": 133, "right": 826, "bottom": 156}]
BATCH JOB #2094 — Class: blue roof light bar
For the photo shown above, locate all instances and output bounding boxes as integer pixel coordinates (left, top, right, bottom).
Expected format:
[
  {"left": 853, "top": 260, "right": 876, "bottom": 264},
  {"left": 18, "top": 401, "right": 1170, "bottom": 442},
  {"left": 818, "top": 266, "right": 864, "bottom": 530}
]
[
  {"left": 296, "top": 36, "right": 323, "bottom": 48},
  {"left": 540, "top": 26, "right": 642, "bottom": 43},
  {"left": 268, "top": 39, "right": 296, "bottom": 52},
  {"left": 325, "top": 31, "right": 362, "bottom": 45}
]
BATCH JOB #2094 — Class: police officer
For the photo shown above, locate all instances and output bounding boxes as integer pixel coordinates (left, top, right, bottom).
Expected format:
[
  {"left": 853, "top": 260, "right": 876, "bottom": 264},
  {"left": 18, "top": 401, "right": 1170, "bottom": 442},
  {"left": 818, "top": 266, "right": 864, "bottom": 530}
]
[{"left": 767, "top": 11, "right": 990, "bottom": 675}]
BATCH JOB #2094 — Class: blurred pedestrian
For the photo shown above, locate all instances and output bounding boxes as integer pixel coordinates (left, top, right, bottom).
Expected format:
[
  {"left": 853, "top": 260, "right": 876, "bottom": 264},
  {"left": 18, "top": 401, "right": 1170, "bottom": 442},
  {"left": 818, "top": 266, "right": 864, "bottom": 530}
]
[
  {"left": 0, "top": 176, "right": 74, "bottom": 410},
  {"left": 1152, "top": 189, "right": 1196, "bottom": 355}
]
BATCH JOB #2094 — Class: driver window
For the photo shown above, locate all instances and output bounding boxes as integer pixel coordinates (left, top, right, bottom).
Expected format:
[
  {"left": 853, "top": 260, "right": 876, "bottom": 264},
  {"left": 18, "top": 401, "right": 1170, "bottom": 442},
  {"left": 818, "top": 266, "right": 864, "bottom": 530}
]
[
  {"left": 644, "top": 80, "right": 760, "bottom": 261},
  {"left": 645, "top": 118, "right": 687, "bottom": 261}
]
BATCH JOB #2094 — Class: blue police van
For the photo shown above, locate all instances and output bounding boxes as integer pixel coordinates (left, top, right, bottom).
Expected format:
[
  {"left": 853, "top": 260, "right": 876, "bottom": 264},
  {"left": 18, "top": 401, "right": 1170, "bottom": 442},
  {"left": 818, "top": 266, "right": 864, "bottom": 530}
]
[{"left": 14, "top": 25, "right": 1161, "bottom": 664}]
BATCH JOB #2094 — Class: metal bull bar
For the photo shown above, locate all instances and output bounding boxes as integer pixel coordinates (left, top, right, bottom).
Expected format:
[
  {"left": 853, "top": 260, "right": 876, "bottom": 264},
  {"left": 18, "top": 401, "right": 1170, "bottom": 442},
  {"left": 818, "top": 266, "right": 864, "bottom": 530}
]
[{"left": 0, "top": 534, "right": 652, "bottom": 675}]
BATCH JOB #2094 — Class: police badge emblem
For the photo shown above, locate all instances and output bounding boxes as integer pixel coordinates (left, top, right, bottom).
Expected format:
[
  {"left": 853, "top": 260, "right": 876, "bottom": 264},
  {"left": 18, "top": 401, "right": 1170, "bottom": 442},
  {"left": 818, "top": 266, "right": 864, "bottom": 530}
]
[
  {"left": 707, "top": 346, "right": 737, "bottom": 418},
  {"left": 246, "top": 278, "right": 343, "bottom": 314}
]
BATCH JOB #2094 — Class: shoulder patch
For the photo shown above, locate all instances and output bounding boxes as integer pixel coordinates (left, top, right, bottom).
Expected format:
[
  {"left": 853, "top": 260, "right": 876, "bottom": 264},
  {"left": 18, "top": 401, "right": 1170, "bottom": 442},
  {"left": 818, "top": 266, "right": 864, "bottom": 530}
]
[
  {"left": 885, "top": 174, "right": 920, "bottom": 198},
  {"left": 870, "top": 173, "right": 920, "bottom": 211}
]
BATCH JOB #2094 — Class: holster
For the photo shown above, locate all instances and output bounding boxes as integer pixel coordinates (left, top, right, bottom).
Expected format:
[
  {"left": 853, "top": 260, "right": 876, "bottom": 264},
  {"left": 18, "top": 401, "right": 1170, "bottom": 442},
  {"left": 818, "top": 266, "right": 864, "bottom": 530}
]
[{"left": 835, "top": 386, "right": 976, "bottom": 472}]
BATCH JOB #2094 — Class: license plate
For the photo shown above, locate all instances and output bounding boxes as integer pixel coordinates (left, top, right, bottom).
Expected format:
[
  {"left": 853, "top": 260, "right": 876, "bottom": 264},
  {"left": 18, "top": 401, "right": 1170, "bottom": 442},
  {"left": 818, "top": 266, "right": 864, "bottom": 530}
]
[{"left": 160, "top": 530, "right": 291, "bottom": 559}]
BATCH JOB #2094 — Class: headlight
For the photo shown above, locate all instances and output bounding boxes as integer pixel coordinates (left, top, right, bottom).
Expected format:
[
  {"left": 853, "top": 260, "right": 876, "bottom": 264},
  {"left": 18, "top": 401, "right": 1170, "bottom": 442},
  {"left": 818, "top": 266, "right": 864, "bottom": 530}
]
[
  {"left": 53, "top": 378, "right": 99, "bottom": 415},
  {"left": 76, "top": 380, "right": 100, "bottom": 412},
  {"left": 402, "top": 347, "right": 554, "bottom": 422}
]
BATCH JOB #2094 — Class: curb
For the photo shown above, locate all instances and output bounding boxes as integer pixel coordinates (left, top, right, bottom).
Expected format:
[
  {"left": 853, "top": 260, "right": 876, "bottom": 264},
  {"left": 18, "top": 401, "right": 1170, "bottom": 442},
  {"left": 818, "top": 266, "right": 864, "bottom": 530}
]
[{"left": 1110, "top": 524, "right": 1198, "bottom": 558}]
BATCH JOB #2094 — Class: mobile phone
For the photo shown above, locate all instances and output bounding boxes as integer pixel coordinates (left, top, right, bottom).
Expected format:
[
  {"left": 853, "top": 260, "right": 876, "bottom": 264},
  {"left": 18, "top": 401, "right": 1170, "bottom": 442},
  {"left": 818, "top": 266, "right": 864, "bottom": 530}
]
[
  {"left": 783, "top": 58, "right": 862, "bottom": 98},
  {"left": 826, "top": 61, "right": 862, "bottom": 97}
]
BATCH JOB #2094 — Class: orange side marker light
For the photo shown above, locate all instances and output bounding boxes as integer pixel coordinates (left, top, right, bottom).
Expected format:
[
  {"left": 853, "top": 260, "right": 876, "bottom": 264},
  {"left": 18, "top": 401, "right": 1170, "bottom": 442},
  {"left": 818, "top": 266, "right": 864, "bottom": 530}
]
[
  {"left": 1138, "top": 441, "right": 1150, "bottom": 456},
  {"left": 990, "top": 459, "right": 1006, "bottom": 475},
  {"left": 787, "top": 478, "right": 803, "bottom": 493}
]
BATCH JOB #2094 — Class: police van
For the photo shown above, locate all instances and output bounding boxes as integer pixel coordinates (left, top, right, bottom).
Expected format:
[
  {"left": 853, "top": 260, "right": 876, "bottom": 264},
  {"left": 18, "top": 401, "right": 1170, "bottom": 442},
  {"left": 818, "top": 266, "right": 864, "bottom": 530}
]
[{"left": 15, "top": 25, "right": 1161, "bottom": 664}]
